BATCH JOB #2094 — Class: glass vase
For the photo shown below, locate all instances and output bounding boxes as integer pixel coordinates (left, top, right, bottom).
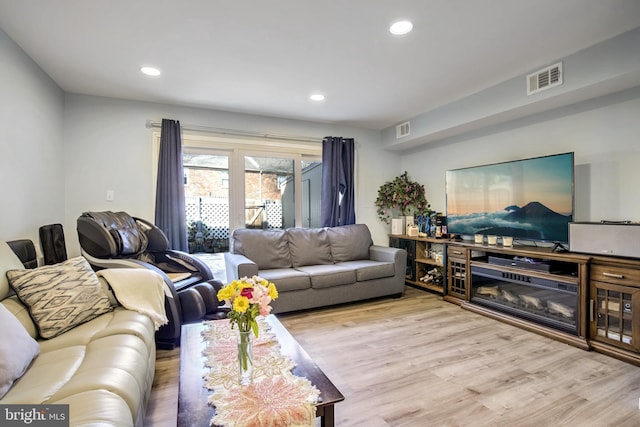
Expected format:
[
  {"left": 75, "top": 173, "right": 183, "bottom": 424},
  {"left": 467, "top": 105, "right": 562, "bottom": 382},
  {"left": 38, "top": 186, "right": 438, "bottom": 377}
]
[{"left": 237, "top": 329, "right": 254, "bottom": 386}]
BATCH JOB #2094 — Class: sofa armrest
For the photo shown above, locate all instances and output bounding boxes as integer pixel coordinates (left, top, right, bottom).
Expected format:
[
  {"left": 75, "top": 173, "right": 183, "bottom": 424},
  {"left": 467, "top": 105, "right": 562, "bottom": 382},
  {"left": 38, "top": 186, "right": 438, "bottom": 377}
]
[
  {"left": 224, "top": 253, "right": 259, "bottom": 281},
  {"left": 370, "top": 245, "right": 407, "bottom": 280},
  {"left": 370, "top": 245, "right": 404, "bottom": 262}
]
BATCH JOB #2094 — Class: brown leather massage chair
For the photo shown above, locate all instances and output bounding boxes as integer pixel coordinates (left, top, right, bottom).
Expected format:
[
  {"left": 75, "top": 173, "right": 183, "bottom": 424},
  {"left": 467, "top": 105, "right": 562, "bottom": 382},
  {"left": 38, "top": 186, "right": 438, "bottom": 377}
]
[{"left": 77, "top": 211, "right": 227, "bottom": 348}]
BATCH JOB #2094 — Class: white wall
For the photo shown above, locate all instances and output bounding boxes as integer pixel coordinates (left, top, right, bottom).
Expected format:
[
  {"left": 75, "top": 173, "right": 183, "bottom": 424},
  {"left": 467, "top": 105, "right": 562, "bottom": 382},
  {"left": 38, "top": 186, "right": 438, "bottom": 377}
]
[
  {"left": 63, "top": 94, "right": 399, "bottom": 255},
  {"left": 0, "top": 28, "right": 64, "bottom": 249},
  {"left": 382, "top": 27, "right": 640, "bottom": 150},
  {"left": 400, "top": 88, "right": 640, "bottom": 224}
]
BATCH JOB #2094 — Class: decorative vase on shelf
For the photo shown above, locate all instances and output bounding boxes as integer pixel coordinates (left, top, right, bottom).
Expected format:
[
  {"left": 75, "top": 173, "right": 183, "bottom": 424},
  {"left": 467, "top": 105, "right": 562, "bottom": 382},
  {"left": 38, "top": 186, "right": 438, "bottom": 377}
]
[
  {"left": 237, "top": 329, "right": 254, "bottom": 386},
  {"left": 391, "top": 217, "right": 405, "bottom": 235}
]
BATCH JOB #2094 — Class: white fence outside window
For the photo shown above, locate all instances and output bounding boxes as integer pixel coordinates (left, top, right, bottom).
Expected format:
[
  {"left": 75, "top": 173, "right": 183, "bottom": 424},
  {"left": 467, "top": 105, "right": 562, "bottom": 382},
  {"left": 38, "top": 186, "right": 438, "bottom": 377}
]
[{"left": 185, "top": 197, "right": 283, "bottom": 253}]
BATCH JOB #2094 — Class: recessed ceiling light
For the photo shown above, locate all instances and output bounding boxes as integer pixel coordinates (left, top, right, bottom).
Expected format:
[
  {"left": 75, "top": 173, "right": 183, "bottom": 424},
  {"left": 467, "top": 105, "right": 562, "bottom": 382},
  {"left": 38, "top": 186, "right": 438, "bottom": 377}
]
[
  {"left": 310, "top": 93, "right": 325, "bottom": 102},
  {"left": 389, "top": 20, "right": 413, "bottom": 36},
  {"left": 141, "top": 66, "right": 161, "bottom": 76}
]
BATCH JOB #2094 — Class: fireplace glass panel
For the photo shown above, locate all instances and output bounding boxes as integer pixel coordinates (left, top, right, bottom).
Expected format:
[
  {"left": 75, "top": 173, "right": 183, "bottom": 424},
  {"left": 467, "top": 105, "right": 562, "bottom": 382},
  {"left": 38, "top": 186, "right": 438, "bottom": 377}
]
[{"left": 471, "top": 266, "right": 578, "bottom": 335}]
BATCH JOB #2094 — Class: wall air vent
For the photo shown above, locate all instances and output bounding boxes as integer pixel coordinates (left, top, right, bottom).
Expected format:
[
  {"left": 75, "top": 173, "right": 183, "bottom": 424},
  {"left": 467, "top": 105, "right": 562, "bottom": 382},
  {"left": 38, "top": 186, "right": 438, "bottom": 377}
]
[
  {"left": 527, "top": 62, "right": 563, "bottom": 96},
  {"left": 396, "top": 121, "right": 410, "bottom": 139}
]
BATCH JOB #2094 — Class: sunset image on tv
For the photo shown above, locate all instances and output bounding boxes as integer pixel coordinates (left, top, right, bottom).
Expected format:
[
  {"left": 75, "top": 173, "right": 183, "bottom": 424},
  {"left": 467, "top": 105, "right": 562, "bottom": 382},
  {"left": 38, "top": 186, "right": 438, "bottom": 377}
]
[{"left": 446, "top": 153, "right": 574, "bottom": 243}]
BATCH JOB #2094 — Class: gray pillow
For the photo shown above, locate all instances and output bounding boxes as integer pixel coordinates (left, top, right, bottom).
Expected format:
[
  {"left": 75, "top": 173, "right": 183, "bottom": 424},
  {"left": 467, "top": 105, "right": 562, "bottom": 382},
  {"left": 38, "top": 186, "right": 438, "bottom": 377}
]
[
  {"left": 0, "top": 303, "right": 40, "bottom": 398},
  {"left": 327, "top": 224, "right": 373, "bottom": 262},
  {"left": 7, "top": 257, "right": 113, "bottom": 339},
  {"left": 232, "top": 229, "right": 292, "bottom": 270},
  {"left": 287, "top": 228, "right": 333, "bottom": 267}
]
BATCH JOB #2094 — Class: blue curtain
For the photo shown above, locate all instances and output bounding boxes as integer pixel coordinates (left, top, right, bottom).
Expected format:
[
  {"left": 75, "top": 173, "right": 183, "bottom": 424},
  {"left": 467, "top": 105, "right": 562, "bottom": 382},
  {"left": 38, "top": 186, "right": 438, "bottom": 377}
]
[
  {"left": 155, "top": 119, "right": 188, "bottom": 252},
  {"left": 321, "top": 136, "right": 355, "bottom": 227}
]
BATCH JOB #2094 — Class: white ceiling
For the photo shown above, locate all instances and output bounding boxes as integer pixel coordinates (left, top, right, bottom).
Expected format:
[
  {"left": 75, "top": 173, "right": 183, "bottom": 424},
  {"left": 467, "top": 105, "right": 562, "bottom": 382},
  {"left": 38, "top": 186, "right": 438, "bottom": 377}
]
[{"left": 1, "top": 0, "right": 640, "bottom": 130}]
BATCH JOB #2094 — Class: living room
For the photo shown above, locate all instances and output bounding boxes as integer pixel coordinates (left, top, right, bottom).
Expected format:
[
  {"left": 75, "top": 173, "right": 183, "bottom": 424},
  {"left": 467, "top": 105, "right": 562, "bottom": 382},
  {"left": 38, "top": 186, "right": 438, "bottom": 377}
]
[
  {"left": 1, "top": 3, "right": 640, "bottom": 252},
  {"left": 2, "top": 1, "right": 640, "bottom": 426}
]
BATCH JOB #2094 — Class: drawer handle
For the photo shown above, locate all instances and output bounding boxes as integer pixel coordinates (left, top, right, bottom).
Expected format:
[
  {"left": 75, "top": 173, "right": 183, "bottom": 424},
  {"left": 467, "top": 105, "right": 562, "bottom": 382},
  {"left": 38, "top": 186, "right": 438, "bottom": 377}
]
[
  {"left": 451, "top": 250, "right": 463, "bottom": 255},
  {"left": 602, "top": 272, "right": 625, "bottom": 279}
]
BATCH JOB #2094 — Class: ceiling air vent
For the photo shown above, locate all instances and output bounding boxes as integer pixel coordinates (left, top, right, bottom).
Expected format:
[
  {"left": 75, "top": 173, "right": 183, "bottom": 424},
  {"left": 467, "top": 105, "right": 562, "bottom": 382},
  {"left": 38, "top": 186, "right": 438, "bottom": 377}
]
[
  {"left": 527, "top": 62, "right": 562, "bottom": 96},
  {"left": 396, "top": 121, "right": 410, "bottom": 139}
]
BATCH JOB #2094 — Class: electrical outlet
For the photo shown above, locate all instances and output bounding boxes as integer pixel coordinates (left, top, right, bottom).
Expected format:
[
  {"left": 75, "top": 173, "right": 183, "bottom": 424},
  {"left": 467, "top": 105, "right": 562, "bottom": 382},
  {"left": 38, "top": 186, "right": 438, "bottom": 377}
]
[{"left": 106, "top": 190, "right": 114, "bottom": 201}]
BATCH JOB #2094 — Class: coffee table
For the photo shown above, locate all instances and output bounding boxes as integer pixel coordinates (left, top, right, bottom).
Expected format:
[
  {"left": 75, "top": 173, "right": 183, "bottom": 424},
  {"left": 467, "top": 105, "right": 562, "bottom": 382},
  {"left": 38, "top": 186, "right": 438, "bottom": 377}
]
[{"left": 177, "top": 315, "right": 344, "bottom": 427}]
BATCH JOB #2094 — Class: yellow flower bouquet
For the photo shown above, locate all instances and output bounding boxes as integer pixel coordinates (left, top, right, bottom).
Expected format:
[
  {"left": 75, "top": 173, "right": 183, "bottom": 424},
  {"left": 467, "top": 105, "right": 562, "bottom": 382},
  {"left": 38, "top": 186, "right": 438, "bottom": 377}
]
[
  {"left": 217, "top": 276, "right": 278, "bottom": 384},
  {"left": 217, "top": 275, "right": 279, "bottom": 335}
]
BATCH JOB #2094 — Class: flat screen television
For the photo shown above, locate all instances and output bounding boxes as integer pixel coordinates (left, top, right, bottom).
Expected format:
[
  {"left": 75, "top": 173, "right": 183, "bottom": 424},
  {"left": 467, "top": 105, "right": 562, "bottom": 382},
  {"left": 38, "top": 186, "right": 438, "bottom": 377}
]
[{"left": 445, "top": 152, "right": 574, "bottom": 244}]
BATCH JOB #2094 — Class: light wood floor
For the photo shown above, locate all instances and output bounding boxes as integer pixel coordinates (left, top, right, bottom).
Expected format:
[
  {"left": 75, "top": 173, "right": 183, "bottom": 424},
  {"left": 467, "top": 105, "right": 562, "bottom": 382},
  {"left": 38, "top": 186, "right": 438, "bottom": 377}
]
[{"left": 145, "top": 287, "right": 640, "bottom": 426}]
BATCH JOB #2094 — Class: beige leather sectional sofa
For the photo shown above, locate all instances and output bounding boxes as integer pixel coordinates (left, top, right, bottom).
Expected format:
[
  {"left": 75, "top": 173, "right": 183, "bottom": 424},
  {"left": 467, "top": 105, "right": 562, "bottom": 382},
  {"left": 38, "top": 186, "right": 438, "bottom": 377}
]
[
  {"left": 0, "top": 241, "right": 157, "bottom": 426},
  {"left": 225, "top": 224, "right": 407, "bottom": 313}
]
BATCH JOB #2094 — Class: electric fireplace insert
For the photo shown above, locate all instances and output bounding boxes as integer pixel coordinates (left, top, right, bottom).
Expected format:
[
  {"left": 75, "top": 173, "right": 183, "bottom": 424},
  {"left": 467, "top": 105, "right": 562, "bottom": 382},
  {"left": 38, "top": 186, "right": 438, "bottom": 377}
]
[{"left": 470, "top": 265, "right": 578, "bottom": 335}]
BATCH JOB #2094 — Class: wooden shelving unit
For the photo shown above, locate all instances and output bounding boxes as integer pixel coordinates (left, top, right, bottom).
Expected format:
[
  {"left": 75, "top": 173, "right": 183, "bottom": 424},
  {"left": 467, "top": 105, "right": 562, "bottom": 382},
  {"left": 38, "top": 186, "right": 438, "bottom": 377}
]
[{"left": 389, "top": 234, "right": 446, "bottom": 294}]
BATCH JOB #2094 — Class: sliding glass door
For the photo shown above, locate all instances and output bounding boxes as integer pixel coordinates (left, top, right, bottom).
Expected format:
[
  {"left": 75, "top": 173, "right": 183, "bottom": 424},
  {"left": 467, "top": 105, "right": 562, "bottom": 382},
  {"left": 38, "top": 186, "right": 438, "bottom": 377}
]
[
  {"left": 181, "top": 135, "right": 322, "bottom": 253},
  {"left": 232, "top": 149, "right": 321, "bottom": 232},
  {"left": 243, "top": 155, "right": 294, "bottom": 229},
  {"left": 183, "top": 151, "right": 231, "bottom": 253}
]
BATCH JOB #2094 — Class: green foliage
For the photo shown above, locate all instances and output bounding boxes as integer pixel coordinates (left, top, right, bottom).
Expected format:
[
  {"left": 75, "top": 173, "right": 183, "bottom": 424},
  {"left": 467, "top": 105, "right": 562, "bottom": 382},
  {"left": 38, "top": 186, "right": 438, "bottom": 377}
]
[
  {"left": 187, "top": 220, "right": 229, "bottom": 253},
  {"left": 375, "top": 171, "right": 431, "bottom": 224}
]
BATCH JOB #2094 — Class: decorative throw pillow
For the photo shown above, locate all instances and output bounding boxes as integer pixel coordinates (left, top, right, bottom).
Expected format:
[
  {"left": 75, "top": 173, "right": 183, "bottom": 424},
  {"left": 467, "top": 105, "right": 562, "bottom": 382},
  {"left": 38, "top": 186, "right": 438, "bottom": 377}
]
[
  {"left": 6, "top": 257, "right": 113, "bottom": 339},
  {"left": 0, "top": 303, "right": 40, "bottom": 398}
]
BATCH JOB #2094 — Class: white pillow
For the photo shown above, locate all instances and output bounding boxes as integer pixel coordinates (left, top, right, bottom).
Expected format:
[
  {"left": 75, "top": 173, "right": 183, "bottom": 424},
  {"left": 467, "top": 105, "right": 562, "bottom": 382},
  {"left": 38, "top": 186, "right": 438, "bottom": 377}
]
[{"left": 0, "top": 303, "right": 40, "bottom": 398}]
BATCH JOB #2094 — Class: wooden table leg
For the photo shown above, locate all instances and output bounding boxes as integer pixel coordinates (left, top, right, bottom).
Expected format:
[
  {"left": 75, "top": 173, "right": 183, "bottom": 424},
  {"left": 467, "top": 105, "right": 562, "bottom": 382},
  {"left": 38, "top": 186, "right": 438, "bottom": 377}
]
[{"left": 320, "top": 404, "right": 335, "bottom": 427}]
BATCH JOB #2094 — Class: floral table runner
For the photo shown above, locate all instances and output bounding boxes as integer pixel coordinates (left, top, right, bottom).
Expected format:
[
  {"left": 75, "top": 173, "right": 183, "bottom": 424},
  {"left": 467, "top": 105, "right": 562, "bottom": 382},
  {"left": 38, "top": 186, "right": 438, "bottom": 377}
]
[{"left": 201, "top": 318, "right": 320, "bottom": 427}]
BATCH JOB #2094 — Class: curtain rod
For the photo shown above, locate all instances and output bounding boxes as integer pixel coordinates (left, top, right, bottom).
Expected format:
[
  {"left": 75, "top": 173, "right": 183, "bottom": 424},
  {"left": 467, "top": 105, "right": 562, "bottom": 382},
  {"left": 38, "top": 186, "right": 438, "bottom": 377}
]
[{"left": 145, "top": 120, "right": 323, "bottom": 144}]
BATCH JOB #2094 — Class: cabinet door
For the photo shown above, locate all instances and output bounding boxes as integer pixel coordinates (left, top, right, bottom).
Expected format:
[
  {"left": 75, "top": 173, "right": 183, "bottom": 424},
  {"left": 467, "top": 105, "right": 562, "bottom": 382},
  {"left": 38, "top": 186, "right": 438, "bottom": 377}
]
[
  {"left": 591, "top": 281, "right": 640, "bottom": 352},
  {"left": 447, "top": 247, "right": 468, "bottom": 301}
]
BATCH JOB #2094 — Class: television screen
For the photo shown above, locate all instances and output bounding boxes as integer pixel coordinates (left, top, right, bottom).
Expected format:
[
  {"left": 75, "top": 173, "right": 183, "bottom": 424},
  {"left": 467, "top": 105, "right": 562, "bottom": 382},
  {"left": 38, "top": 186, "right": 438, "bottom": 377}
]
[{"left": 445, "top": 152, "right": 574, "bottom": 243}]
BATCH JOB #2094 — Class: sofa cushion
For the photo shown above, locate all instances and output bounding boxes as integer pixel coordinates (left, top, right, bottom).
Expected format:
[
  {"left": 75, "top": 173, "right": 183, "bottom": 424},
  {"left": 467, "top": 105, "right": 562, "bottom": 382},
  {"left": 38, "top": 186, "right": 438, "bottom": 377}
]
[
  {"left": 38, "top": 307, "right": 156, "bottom": 354},
  {"left": 6, "top": 257, "right": 114, "bottom": 339},
  {"left": 327, "top": 224, "right": 373, "bottom": 262},
  {"left": 257, "top": 269, "right": 311, "bottom": 292},
  {"left": 2, "top": 325, "right": 154, "bottom": 423},
  {"left": 47, "top": 334, "right": 150, "bottom": 418},
  {"left": 295, "top": 265, "right": 357, "bottom": 289},
  {"left": 0, "top": 303, "right": 40, "bottom": 399},
  {"left": 0, "top": 345, "right": 86, "bottom": 404},
  {"left": 337, "top": 260, "right": 396, "bottom": 281},
  {"left": 52, "top": 389, "right": 134, "bottom": 427},
  {"left": 232, "top": 229, "right": 292, "bottom": 269},
  {"left": 287, "top": 228, "right": 333, "bottom": 267}
]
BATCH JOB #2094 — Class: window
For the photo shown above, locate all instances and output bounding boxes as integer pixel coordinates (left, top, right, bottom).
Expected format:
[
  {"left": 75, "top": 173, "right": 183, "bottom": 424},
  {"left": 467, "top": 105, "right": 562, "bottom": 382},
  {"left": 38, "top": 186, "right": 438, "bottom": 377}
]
[{"left": 179, "top": 133, "right": 322, "bottom": 236}]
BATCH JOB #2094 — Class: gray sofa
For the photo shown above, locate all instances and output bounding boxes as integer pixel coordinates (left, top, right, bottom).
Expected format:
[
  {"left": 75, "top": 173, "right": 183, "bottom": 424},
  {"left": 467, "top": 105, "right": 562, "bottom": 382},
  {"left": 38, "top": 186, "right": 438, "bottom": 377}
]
[{"left": 224, "top": 224, "right": 407, "bottom": 313}]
